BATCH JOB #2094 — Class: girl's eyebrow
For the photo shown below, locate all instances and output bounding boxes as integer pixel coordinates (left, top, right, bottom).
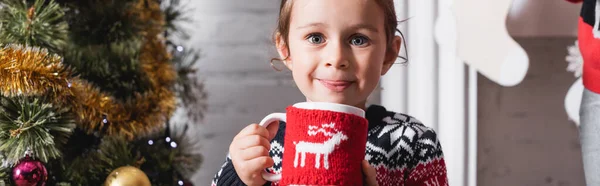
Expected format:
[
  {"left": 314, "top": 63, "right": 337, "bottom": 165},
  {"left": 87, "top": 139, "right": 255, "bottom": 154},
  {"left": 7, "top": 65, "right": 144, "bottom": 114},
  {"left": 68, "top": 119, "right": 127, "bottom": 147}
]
[
  {"left": 296, "top": 22, "right": 327, "bottom": 30},
  {"left": 296, "top": 22, "right": 379, "bottom": 33}
]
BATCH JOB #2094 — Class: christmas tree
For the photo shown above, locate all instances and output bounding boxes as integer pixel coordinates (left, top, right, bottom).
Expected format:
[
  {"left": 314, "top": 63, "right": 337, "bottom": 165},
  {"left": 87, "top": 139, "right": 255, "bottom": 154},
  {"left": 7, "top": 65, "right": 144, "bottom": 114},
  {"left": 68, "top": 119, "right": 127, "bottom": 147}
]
[{"left": 0, "top": 0, "right": 205, "bottom": 185}]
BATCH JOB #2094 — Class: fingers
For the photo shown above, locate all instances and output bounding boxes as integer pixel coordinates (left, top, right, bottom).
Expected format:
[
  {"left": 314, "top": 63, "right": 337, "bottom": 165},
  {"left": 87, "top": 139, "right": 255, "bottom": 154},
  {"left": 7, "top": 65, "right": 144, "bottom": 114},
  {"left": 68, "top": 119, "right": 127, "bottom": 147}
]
[
  {"left": 235, "top": 124, "right": 271, "bottom": 140},
  {"left": 362, "top": 160, "right": 378, "bottom": 186},
  {"left": 240, "top": 146, "right": 271, "bottom": 160},
  {"left": 234, "top": 134, "right": 271, "bottom": 150},
  {"left": 235, "top": 156, "right": 275, "bottom": 179},
  {"left": 229, "top": 123, "right": 279, "bottom": 186},
  {"left": 231, "top": 124, "right": 272, "bottom": 152},
  {"left": 248, "top": 156, "right": 275, "bottom": 171}
]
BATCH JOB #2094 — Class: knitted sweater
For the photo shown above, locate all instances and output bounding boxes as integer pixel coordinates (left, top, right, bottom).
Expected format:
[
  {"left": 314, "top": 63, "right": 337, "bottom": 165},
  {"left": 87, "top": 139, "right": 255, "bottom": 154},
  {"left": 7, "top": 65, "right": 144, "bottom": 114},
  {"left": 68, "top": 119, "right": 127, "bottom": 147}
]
[
  {"left": 570, "top": 0, "right": 600, "bottom": 93},
  {"left": 211, "top": 105, "right": 448, "bottom": 186}
]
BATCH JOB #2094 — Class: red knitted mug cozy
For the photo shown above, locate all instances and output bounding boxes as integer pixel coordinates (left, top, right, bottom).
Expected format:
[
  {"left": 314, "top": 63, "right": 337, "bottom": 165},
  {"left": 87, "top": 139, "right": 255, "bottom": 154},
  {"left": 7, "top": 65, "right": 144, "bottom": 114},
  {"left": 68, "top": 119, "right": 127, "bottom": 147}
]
[{"left": 280, "top": 106, "right": 369, "bottom": 186}]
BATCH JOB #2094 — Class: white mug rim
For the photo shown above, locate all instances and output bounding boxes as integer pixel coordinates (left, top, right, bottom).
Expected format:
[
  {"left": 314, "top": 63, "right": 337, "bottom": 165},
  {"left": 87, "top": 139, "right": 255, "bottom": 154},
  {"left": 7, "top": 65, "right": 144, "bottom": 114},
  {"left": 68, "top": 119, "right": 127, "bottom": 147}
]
[{"left": 292, "top": 102, "right": 365, "bottom": 118}]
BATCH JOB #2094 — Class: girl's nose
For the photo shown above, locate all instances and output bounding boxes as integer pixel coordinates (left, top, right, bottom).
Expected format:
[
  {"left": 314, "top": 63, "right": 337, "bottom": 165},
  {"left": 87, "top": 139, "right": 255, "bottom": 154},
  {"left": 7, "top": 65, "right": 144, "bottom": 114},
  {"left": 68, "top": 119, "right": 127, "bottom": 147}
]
[
  {"left": 324, "top": 42, "right": 350, "bottom": 69},
  {"left": 325, "top": 60, "right": 349, "bottom": 69}
]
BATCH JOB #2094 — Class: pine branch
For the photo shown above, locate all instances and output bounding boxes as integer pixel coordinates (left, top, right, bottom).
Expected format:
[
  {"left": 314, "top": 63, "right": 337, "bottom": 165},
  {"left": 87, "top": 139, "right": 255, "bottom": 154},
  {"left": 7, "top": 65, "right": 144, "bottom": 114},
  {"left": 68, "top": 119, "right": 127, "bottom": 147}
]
[
  {"left": 0, "top": 0, "right": 68, "bottom": 53},
  {"left": 161, "top": 0, "right": 193, "bottom": 40},
  {"left": 137, "top": 123, "right": 202, "bottom": 184},
  {"left": 0, "top": 0, "right": 203, "bottom": 184},
  {"left": 62, "top": 40, "right": 152, "bottom": 101},
  {"left": 169, "top": 123, "right": 202, "bottom": 179},
  {"left": 0, "top": 96, "right": 75, "bottom": 165},
  {"left": 171, "top": 45, "right": 206, "bottom": 121},
  {"left": 160, "top": 0, "right": 206, "bottom": 122},
  {"left": 96, "top": 136, "right": 138, "bottom": 171},
  {"left": 0, "top": 154, "right": 8, "bottom": 183},
  {"left": 61, "top": 123, "right": 201, "bottom": 185},
  {"left": 59, "top": 0, "right": 163, "bottom": 46},
  {"left": 60, "top": 0, "right": 143, "bottom": 45},
  {"left": 63, "top": 135, "right": 137, "bottom": 185}
]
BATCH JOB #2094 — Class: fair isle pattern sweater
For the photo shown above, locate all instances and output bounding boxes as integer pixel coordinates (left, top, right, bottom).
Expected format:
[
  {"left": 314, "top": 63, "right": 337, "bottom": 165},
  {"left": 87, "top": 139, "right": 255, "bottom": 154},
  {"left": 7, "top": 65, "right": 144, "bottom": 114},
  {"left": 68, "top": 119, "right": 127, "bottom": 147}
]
[{"left": 211, "top": 105, "right": 448, "bottom": 186}]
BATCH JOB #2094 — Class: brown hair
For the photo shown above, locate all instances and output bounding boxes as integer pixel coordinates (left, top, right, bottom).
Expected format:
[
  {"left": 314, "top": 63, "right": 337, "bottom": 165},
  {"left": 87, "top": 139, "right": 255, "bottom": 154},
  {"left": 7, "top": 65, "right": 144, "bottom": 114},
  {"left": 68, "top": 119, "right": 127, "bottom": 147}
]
[{"left": 273, "top": 0, "right": 403, "bottom": 59}]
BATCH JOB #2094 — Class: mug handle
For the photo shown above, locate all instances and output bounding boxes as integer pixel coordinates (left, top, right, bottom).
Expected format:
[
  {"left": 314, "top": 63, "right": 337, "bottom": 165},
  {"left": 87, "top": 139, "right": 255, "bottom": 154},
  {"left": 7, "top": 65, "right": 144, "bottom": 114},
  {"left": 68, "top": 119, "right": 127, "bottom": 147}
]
[{"left": 258, "top": 112, "right": 286, "bottom": 182}]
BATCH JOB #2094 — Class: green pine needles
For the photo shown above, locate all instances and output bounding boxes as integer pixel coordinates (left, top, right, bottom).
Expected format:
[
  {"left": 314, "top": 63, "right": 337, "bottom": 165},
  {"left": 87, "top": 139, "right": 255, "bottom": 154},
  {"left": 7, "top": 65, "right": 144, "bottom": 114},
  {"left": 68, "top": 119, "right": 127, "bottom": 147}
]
[
  {"left": 0, "top": 0, "right": 68, "bottom": 53},
  {"left": 63, "top": 135, "right": 137, "bottom": 185},
  {"left": 0, "top": 96, "right": 75, "bottom": 165},
  {"left": 0, "top": 0, "right": 205, "bottom": 184}
]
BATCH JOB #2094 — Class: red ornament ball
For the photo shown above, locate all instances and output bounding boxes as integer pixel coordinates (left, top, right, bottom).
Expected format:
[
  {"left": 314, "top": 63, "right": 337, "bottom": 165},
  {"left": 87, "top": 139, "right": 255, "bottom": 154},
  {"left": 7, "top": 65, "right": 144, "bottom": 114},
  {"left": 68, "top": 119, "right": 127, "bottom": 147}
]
[{"left": 12, "top": 156, "right": 48, "bottom": 186}]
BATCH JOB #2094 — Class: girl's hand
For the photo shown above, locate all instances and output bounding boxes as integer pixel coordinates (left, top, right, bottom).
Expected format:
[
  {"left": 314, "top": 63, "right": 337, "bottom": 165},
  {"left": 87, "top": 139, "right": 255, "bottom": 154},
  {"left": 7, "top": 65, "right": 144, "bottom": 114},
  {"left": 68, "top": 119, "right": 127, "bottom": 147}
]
[
  {"left": 362, "top": 160, "right": 379, "bottom": 186},
  {"left": 229, "top": 122, "right": 279, "bottom": 186}
]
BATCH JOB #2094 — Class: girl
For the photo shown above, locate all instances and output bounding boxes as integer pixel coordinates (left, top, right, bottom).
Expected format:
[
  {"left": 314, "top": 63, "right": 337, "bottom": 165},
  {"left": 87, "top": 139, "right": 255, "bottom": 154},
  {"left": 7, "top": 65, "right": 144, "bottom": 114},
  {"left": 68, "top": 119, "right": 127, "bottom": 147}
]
[{"left": 212, "top": 0, "right": 448, "bottom": 185}]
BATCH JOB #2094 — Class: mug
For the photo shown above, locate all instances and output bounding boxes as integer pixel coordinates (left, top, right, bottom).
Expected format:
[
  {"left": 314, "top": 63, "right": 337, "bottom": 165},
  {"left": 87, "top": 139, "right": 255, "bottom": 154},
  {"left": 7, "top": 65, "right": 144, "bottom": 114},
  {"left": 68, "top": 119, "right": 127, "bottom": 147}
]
[{"left": 259, "top": 102, "right": 368, "bottom": 185}]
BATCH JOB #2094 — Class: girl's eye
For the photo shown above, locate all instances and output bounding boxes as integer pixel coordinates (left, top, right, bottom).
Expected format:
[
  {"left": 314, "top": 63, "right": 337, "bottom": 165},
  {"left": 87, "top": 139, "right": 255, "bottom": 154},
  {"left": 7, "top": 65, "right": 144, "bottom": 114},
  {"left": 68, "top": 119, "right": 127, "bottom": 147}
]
[
  {"left": 350, "top": 35, "right": 370, "bottom": 46},
  {"left": 307, "top": 34, "right": 325, "bottom": 44}
]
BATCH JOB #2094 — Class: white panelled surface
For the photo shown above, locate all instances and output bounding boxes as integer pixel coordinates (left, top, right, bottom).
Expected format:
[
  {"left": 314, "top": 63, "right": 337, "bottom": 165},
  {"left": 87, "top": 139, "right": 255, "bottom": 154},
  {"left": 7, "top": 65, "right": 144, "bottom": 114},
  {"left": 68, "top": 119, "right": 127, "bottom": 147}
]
[
  {"left": 380, "top": 0, "right": 408, "bottom": 115},
  {"left": 382, "top": 0, "right": 475, "bottom": 186},
  {"left": 467, "top": 67, "right": 478, "bottom": 186},
  {"left": 435, "top": 0, "right": 467, "bottom": 185},
  {"left": 407, "top": 0, "right": 438, "bottom": 130}
]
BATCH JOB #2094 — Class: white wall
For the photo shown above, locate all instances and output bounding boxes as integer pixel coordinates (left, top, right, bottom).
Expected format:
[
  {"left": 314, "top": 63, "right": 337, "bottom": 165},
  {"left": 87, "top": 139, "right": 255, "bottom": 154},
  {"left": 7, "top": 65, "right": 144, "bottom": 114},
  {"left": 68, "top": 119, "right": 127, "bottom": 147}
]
[{"left": 184, "top": 1, "right": 302, "bottom": 184}]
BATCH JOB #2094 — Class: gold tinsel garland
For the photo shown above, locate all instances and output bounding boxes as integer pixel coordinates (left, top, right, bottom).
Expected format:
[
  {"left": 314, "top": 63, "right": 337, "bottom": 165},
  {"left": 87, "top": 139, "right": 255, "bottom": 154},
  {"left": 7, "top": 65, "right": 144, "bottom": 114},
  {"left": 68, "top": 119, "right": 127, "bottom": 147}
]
[
  {"left": 0, "top": 45, "right": 72, "bottom": 97},
  {"left": 0, "top": 0, "right": 178, "bottom": 139}
]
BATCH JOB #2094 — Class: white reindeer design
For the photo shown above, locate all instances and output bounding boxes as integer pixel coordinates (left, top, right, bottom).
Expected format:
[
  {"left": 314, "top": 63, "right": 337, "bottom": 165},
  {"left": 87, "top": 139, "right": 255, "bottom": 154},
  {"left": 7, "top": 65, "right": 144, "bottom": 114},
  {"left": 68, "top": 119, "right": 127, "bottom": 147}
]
[{"left": 293, "top": 123, "right": 348, "bottom": 169}]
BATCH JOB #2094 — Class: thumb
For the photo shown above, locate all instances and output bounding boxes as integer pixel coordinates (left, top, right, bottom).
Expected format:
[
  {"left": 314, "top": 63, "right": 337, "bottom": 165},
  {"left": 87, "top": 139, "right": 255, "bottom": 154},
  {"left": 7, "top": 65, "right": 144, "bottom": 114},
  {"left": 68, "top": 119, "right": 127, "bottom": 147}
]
[{"left": 265, "top": 121, "right": 280, "bottom": 140}]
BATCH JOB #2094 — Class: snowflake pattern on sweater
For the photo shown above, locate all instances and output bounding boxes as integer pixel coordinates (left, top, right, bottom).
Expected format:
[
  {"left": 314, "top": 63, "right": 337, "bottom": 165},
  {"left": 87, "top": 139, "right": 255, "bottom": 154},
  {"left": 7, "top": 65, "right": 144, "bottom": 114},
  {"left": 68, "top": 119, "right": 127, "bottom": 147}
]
[{"left": 211, "top": 105, "right": 448, "bottom": 186}]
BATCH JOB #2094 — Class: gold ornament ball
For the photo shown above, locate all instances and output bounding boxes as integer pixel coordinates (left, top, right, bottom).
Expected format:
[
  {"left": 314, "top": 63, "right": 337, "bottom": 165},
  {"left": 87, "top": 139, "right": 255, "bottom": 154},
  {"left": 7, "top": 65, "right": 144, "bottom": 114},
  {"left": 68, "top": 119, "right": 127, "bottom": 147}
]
[{"left": 104, "top": 166, "right": 151, "bottom": 186}]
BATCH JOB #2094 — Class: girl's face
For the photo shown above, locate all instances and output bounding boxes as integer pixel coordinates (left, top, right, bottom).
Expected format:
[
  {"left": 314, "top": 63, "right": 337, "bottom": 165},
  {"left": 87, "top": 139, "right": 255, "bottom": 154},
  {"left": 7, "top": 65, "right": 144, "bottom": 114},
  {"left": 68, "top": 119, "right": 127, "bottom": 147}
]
[{"left": 277, "top": 0, "right": 401, "bottom": 109}]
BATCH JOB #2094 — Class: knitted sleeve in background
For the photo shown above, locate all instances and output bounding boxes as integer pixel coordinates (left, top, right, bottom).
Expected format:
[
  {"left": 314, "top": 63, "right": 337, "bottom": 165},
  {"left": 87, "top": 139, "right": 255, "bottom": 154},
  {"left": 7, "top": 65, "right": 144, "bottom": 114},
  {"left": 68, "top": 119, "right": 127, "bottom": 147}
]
[
  {"left": 578, "top": 0, "right": 600, "bottom": 93},
  {"left": 566, "top": 0, "right": 584, "bottom": 3}
]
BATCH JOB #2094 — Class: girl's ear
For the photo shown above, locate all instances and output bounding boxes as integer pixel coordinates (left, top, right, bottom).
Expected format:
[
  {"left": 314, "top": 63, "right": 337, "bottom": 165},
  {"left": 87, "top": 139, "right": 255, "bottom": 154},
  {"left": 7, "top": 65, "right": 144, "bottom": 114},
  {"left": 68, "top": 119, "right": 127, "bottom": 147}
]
[
  {"left": 275, "top": 32, "right": 292, "bottom": 70},
  {"left": 381, "top": 35, "right": 402, "bottom": 75}
]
